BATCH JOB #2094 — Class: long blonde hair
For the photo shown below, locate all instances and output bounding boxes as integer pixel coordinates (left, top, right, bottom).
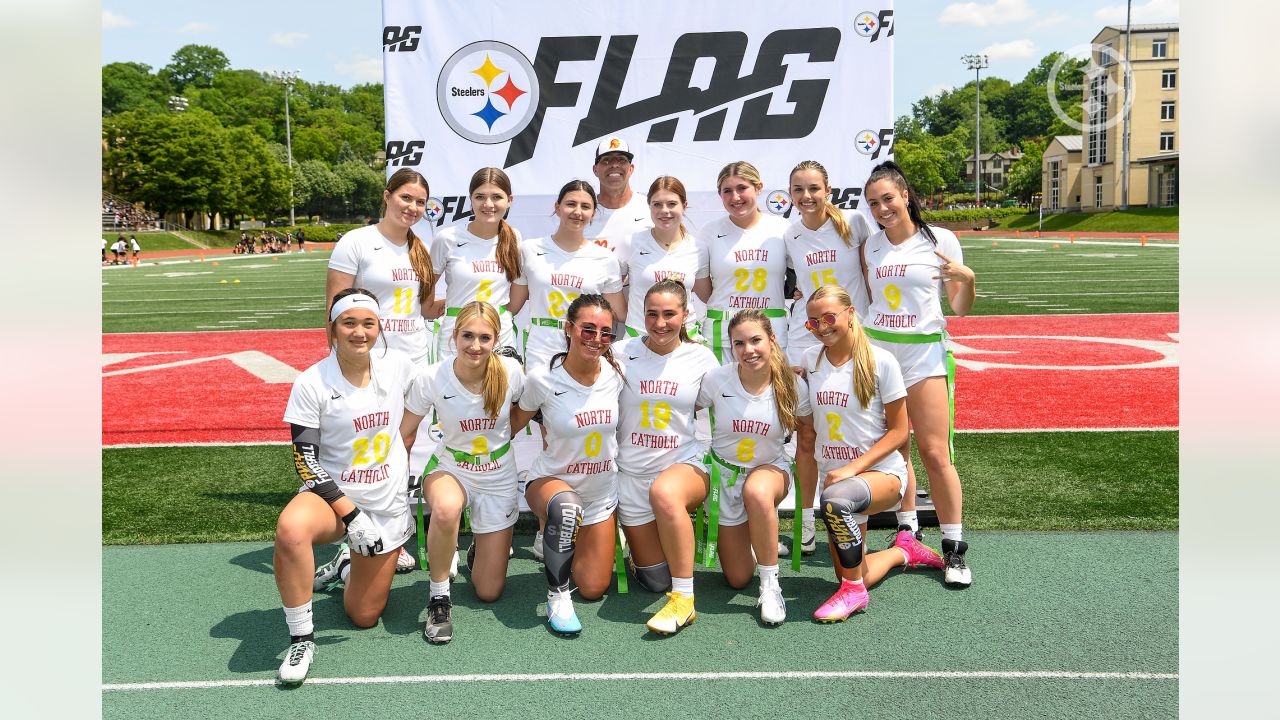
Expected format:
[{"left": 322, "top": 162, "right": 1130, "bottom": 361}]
[
  {"left": 790, "top": 160, "right": 852, "bottom": 246},
  {"left": 384, "top": 168, "right": 437, "bottom": 301},
  {"left": 808, "top": 285, "right": 876, "bottom": 409},
  {"left": 452, "top": 301, "right": 507, "bottom": 418},
  {"left": 728, "top": 309, "right": 799, "bottom": 432}
]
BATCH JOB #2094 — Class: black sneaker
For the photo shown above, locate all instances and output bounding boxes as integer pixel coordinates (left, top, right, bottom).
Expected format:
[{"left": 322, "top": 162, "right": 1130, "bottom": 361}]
[
  {"left": 940, "top": 538, "right": 972, "bottom": 588},
  {"left": 423, "top": 595, "right": 454, "bottom": 644}
]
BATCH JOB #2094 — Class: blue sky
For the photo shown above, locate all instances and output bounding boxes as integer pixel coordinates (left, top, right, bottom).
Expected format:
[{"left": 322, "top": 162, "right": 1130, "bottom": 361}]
[{"left": 101, "top": 0, "right": 1178, "bottom": 120}]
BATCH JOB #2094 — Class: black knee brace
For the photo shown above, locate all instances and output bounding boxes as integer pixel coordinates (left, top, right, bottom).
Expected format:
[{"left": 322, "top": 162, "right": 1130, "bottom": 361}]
[
  {"left": 543, "top": 490, "right": 583, "bottom": 591},
  {"left": 629, "top": 559, "right": 671, "bottom": 593},
  {"left": 821, "top": 476, "right": 872, "bottom": 569}
]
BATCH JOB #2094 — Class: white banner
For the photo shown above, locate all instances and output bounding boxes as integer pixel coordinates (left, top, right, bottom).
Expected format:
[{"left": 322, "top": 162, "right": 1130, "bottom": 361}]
[{"left": 382, "top": 0, "right": 894, "bottom": 237}]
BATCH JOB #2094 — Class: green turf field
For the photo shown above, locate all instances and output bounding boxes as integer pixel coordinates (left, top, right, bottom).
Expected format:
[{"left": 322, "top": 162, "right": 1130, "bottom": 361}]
[
  {"left": 1003, "top": 207, "right": 1179, "bottom": 233},
  {"left": 103, "top": 231, "right": 201, "bottom": 251}
]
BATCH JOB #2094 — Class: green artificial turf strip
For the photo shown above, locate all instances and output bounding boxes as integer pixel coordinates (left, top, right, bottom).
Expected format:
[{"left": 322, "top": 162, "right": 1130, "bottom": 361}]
[
  {"left": 1002, "top": 207, "right": 1179, "bottom": 233},
  {"left": 102, "top": 231, "right": 203, "bottom": 251},
  {"left": 102, "top": 431, "right": 1177, "bottom": 545}
]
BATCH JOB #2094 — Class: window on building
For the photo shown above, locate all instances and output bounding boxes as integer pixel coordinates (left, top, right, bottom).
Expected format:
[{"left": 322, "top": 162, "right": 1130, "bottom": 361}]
[
  {"left": 1162, "top": 69, "right": 1176, "bottom": 89},
  {"left": 1161, "top": 101, "right": 1175, "bottom": 121},
  {"left": 1095, "top": 176, "right": 1104, "bottom": 208},
  {"left": 1087, "top": 75, "right": 1109, "bottom": 164},
  {"left": 1049, "top": 161, "right": 1060, "bottom": 210},
  {"left": 1152, "top": 38, "right": 1167, "bottom": 58},
  {"left": 1160, "top": 132, "right": 1175, "bottom": 152},
  {"left": 1098, "top": 44, "right": 1117, "bottom": 66}
]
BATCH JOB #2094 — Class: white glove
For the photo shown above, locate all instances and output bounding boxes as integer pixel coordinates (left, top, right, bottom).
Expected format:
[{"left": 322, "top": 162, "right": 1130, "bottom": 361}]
[{"left": 344, "top": 509, "right": 384, "bottom": 556}]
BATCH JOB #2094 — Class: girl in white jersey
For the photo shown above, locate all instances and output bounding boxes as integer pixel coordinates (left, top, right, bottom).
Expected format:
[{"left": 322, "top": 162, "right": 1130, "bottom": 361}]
[
  {"left": 616, "top": 176, "right": 711, "bottom": 338},
  {"left": 695, "top": 309, "right": 813, "bottom": 626},
  {"left": 612, "top": 280, "right": 719, "bottom": 634},
  {"left": 429, "top": 168, "right": 522, "bottom": 357},
  {"left": 508, "top": 180, "right": 626, "bottom": 373},
  {"left": 511, "top": 295, "right": 625, "bottom": 636},
  {"left": 802, "top": 285, "right": 944, "bottom": 623},
  {"left": 274, "top": 289, "right": 418, "bottom": 685},
  {"left": 861, "top": 161, "right": 977, "bottom": 588},
  {"left": 782, "top": 159, "right": 877, "bottom": 561},
  {"left": 326, "top": 168, "right": 439, "bottom": 575},
  {"left": 703, "top": 161, "right": 790, "bottom": 365},
  {"left": 400, "top": 302, "right": 524, "bottom": 645}
]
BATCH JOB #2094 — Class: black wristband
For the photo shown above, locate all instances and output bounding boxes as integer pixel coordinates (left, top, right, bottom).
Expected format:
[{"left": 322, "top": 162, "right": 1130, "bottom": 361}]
[{"left": 341, "top": 507, "right": 361, "bottom": 527}]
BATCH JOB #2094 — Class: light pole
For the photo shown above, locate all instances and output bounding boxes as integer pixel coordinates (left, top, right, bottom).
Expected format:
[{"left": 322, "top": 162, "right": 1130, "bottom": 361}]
[
  {"left": 269, "top": 69, "right": 301, "bottom": 226},
  {"left": 961, "top": 54, "right": 989, "bottom": 207},
  {"left": 167, "top": 95, "right": 188, "bottom": 112}
]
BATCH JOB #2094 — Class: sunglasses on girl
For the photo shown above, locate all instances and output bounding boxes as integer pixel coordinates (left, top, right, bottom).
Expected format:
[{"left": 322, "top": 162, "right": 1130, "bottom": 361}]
[
  {"left": 573, "top": 322, "right": 615, "bottom": 344},
  {"left": 804, "top": 306, "right": 852, "bottom": 332}
]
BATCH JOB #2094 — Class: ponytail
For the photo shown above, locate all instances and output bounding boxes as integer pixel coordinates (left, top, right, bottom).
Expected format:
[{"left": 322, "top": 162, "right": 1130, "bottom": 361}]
[
  {"left": 384, "top": 168, "right": 438, "bottom": 301},
  {"left": 451, "top": 301, "right": 507, "bottom": 417},
  {"left": 469, "top": 167, "right": 521, "bottom": 282},
  {"left": 865, "top": 160, "right": 937, "bottom": 245},
  {"left": 791, "top": 160, "right": 852, "bottom": 247}
]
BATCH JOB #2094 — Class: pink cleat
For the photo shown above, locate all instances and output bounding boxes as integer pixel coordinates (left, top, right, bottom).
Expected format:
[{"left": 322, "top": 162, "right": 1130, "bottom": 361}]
[
  {"left": 813, "top": 580, "right": 869, "bottom": 623},
  {"left": 894, "top": 530, "right": 944, "bottom": 569}
]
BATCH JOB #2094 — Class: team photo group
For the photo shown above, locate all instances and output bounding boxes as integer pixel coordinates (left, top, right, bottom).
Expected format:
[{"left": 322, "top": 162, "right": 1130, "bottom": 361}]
[{"left": 273, "top": 134, "right": 978, "bottom": 685}]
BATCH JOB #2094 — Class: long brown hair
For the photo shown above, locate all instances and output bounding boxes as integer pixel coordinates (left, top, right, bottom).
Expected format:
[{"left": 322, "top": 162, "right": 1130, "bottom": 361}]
[
  {"left": 808, "top": 285, "right": 876, "bottom": 409},
  {"left": 469, "top": 167, "right": 520, "bottom": 282},
  {"left": 452, "top": 301, "right": 507, "bottom": 417},
  {"left": 383, "top": 168, "right": 437, "bottom": 301},
  {"left": 552, "top": 294, "right": 624, "bottom": 380},
  {"left": 646, "top": 175, "right": 689, "bottom": 240},
  {"left": 727, "top": 309, "right": 799, "bottom": 432},
  {"left": 865, "top": 160, "right": 937, "bottom": 245},
  {"left": 790, "top": 159, "right": 852, "bottom": 246}
]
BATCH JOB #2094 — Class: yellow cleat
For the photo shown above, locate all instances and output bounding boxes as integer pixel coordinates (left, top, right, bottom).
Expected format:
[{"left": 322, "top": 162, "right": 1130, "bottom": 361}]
[{"left": 646, "top": 592, "right": 696, "bottom": 635}]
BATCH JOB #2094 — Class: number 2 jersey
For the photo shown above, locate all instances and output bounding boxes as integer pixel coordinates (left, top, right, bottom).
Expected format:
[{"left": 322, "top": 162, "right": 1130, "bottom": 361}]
[
  {"left": 514, "top": 236, "right": 623, "bottom": 370},
  {"left": 429, "top": 223, "right": 521, "bottom": 352},
  {"left": 403, "top": 356, "right": 525, "bottom": 493},
  {"left": 518, "top": 358, "right": 623, "bottom": 502},
  {"left": 802, "top": 344, "right": 908, "bottom": 479},
  {"left": 862, "top": 225, "right": 963, "bottom": 337},
  {"left": 695, "top": 363, "right": 811, "bottom": 470},
  {"left": 282, "top": 349, "right": 418, "bottom": 515},
  {"left": 328, "top": 224, "right": 433, "bottom": 363}
]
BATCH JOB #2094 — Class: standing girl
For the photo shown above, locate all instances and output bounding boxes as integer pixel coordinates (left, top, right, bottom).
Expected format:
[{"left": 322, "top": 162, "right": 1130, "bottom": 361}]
[
  {"left": 274, "top": 289, "right": 418, "bottom": 684},
  {"left": 695, "top": 310, "right": 812, "bottom": 626},
  {"left": 511, "top": 295, "right": 625, "bottom": 635},
  {"left": 861, "top": 160, "right": 976, "bottom": 587}
]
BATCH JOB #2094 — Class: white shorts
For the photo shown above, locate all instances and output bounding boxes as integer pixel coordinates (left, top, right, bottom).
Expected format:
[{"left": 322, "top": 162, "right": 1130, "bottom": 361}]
[
  {"left": 528, "top": 477, "right": 618, "bottom": 527},
  {"left": 617, "top": 448, "right": 708, "bottom": 527},
  {"left": 706, "top": 454, "right": 794, "bottom": 527},
  {"left": 358, "top": 505, "right": 415, "bottom": 555},
  {"left": 871, "top": 338, "right": 947, "bottom": 388},
  {"left": 450, "top": 482, "right": 520, "bottom": 534}
]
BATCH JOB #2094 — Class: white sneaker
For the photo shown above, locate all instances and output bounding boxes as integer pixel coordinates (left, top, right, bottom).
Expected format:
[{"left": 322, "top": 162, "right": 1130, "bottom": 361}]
[
  {"left": 395, "top": 546, "right": 416, "bottom": 573},
  {"left": 776, "top": 540, "right": 790, "bottom": 558},
  {"left": 449, "top": 550, "right": 460, "bottom": 579},
  {"left": 532, "top": 530, "right": 544, "bottom": 561},
  {"left": 757, "top": 584, "right": 786, "bottom": 625},
  {"left": 312, "top": 543, "right": 350, "bottom": 591},
  {"left": 277, "top": 640, "right": 315, "bottom": 684}
]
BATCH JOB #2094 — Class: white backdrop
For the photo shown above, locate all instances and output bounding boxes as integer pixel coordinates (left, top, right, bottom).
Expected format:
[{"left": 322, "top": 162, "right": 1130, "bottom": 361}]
[{"left": 382, "top": 0, "right": 896, "bottom": 238}]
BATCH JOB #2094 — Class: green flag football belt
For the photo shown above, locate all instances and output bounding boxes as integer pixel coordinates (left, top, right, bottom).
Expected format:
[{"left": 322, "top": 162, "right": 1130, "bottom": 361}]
[
  {"left": 705, "top": 306, "right": 786, "bottom": 364},
  {"left": 411, "top": 442, "right": 511, "bottom": 571},
  {"left": 445, "top": 304, "right": 512, "bottom": 318},
  {"left": 862, "top": 326, "right": 957, "bottom": 462},
  {"left": 694, "top": 448, "right": 801, "bottom": 572}
]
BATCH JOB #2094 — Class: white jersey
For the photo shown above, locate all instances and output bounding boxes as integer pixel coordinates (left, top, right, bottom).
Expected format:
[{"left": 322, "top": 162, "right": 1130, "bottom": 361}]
[
  {"left": 519, "top": 359, "right": 623, "bottom": 500},
  {"left": 616, "top": 230, "right": 709, "bottom": 334},
  {"left": 329, "top": 224, "right": 433, "bottom": 363},
  {"left": 802, "top": 344, "right": 908, "bottom": 479},
  {"left": 430, "top": 223, "right": 520, "bottom": 353},
  {"left": 514, "top": 236, "right": 624, "bottom": 370},
  {"left": 695, "top": 363, "right": 811, "bottom": 471},
  {"left": 784, "top": 211, "right": 875, "bottom": 356},
  {"left": 588, "top": 193, "right": 652, "bottom": 252},
  {"left": 404, "top": 356, "right": 524, "bottom": 493},
  {"left": 130, "top": 238, "right": 141, "bottom": 252},
  {"left": 614, "top": 337, "right": 720, "bottom": 476},
  {"left": 282, "top": 349, "right": 417, "bottom": 515},
  {"left": 863, "top": 226, "right": 964, "bottom": 337},
  {"left": 704, "top": 214, "right": 791, "bottom": 359}
]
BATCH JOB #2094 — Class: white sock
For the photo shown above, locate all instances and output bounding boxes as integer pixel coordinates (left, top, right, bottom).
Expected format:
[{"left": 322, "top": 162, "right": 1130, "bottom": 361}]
[
  {"left": 671, "top": 576, "right": 694, "bottom": 596},
  {"left": 842, "top": 577, "right": 866, "bottom": 590},
  {"left": 801, "top": 508, "right": 816, "bottom": 534},
  {"left": 896, "top": 511, "right": 919, "bottom": 532},
  {"left": 757, "top": 563, "right": 779, "bottom": 589},
  {"left": 429, "top": 579, "right": 450, "bottom": 598},
  {"left": 339, "top": 562, "right": 351, "bottom": 583},
  {"left": 283, "top": 601, "right": 314, "bottom": 638},
  {"left": 940, "top": 523, "right": 964, "bottom": 542}
]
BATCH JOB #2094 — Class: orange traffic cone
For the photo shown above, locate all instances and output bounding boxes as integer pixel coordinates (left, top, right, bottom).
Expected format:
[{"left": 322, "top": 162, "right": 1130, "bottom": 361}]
[
  {"left": 1140, "top": 234, "right": 1148, "bottom": 246},
  {"left": 1069, "top": 234, "right": 1076, "bottom": 244}
]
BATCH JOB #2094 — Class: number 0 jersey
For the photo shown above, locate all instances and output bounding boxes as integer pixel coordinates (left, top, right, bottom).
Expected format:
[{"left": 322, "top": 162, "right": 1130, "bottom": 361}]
[
  {"left": 404, "top": 356, "right": 525, "bottom": 493},
  {"left": 802, "top": 344, "right": 908, "bottom": 479},
  {"left": 614, "top": 337, "right": 720, "bottom": 476},
  {"left": 430, "top": 223, "right": 521, "bottom": 351},
  {"left": 514, "top": 236, "right": 623, "bottom": 370},
  {"left": 863, "top": 226, "right": 964, "bottom": 337},
  {"left": 695, "top": 363, "right": 811, "bottom": 470},
  {"left": 328, "top": 224, "right": 433, "bottom": 363},
  {"left": 282, "top": 349, "right": 417, "bottom": 515},
  {"left": 519, "top": 359, "right": 623, "bottom": 500}
]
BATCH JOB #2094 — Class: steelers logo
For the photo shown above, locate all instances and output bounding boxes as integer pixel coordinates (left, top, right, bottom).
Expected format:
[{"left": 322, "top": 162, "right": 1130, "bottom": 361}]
[
  {"left": 437, "top": 41, "right": 539, "bottom": 144},
  {"left": 853, "top": 12, "right": 879, "bottom": 38},
  {"left": 425, "top": 197, "right": 446, "bottom": 224},
  {"left": 853, "top": 129, "right": 880, "bottom": 156},
  {"left": 766, "top": 190, "right": 792, "bottom": 215}
]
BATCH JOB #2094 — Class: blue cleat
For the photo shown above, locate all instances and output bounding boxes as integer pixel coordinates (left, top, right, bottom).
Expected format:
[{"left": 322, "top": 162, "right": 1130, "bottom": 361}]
[{"left": 546, "top": 590, "right": 581, "bottom": 635}]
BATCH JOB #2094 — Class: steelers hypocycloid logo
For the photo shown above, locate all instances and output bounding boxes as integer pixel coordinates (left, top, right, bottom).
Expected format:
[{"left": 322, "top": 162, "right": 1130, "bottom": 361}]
[
  {"left": 853, "top": 129, "right": 880, "bottom": 156},
  {"left": 766, "top": 190, "right": 792, "bottom": 215},
  {"left": 438, "top": 41, "right": 540, "bottom": 144},
  {"left": 853, "top": 12, "right": 879, "bottom": 38}
]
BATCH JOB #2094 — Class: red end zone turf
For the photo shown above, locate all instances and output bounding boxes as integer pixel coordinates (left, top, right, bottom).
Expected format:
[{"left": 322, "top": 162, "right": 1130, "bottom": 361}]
[{"left": 101, "top": 313, "right": 1178, "bottom": 446}]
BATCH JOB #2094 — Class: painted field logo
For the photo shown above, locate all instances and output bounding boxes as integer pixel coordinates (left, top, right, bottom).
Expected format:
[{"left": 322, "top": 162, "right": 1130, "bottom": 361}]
[
  {"left": 766, "top": 190, "right": 791, "bottom": 215},
  {"left": 437, "top": 41, "right": 540, "bottom": 144}
]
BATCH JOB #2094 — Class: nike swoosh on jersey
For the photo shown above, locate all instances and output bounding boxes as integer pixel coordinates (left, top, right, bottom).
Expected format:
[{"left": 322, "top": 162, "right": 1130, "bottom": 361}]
[
  {"left": 871, "top": 246, "right": 882, "bottom": 253},
  {"left": 554, "top": 390, "right": 568, "bottom": 396},
  {"left": 721, "top": 393, "right": 735, "bottom": 398},
  {"left": 793, "top": 234, "right": 802, "bottom": 239},
  {"left": 633, "top": 217, "right": 645, "bottom": 222},
  {"left": 457, "top": 242, "right": 468, "bottom": 247},
  {"left": 536, "top": 251, "right": 547, "bottom": 256},
  {"left": 638, "top": 251, "right": 651, "bottom": 255},
  {"left": 716, "top": 233, "right": 727, "bottom": 238},
  {"left": 628, "top": 355, "right": 640, "bottom": 360},
  {"left": 372, "top": 246, "right": 382, "bottom": 251},
  {"left": 443, "top": 394, "right": 456, "bottom": 400},
  {"left": 330, "top": 391, "right": 342, "bottom": 399}
]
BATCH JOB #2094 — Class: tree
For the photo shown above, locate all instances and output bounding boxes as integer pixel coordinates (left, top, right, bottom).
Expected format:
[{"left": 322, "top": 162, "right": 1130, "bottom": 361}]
[
  {"left": 103, "top": 108, "right": 234, "bottom": 219},
  {"left": 1005, "top": 139, "right": 1047, "bottom": 202},
  {"left": 160, "top": 44, "right": 230, "bottom": 92},
  {"left": 333, "top": 161, "right": 384, "bottom": 218},
  {"left": 102, "top": 62, "right": 170, "bottom": 116},
  {"left": 295, "top": 159, "right": 351, "bottom": 217},
  {"left": 893, "top": 138, "right": 947, "bottom": 197},
  {"left": 224, "top": 127, "right": 290, "bottom": 218}
]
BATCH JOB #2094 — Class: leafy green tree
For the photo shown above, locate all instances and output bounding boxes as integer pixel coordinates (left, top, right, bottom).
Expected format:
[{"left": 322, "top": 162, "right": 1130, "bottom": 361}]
[
  {"left": 224, "top": 127, "right": 290, "bottom": 218},
  {"left": 893, "top": 138, "right": 947, "bottom": 197},
  {"left": 1005, "top": 138, "right": 1047, "bottom": 202},
  {"left": 295, "top": 159, "right": 352, "bottom": 217},
  {"left": 187, "top": 69, "right": 280, "bottom": 141},
  {"left": 160, "top": 44, "right": 230, "bottom": 91},
  {"left": 103, "top": 108, "right": 234, "bottom": 218},
  {"left": 102, "top": 62, "right": 170, "bottom": 116},
  {"left": 333, "top": 161, "right": 385, "bottom": 219}
]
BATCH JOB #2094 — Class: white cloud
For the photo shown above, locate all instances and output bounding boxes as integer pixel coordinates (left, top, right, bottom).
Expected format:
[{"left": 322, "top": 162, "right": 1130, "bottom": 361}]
[
  {"left": 179, "top": 22, "right": 213, "bottom": 33},
  {"left": 102, "top": 10, "right": 134, "bottom": 29},
  {"left": 1033, "top": 13, "right": 1068, "bottom": 29},
  {"left": 271, "top": 32, "right": 309, "bottom": 48},
  {"left": 1095, "top": 0, "right": 1179, "bottom": 24},
  {"left": 335, "top": 56, "right": 382, "bottom": 84},
  {"left": 939, "top": 0, "right": 1033, "bottom": 27},
  {"left": 981, "top": 39, "right": 1037, "bottom": 61},
  {"left": 925, "top": 83, "right": 952, "bottom": 99}
]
